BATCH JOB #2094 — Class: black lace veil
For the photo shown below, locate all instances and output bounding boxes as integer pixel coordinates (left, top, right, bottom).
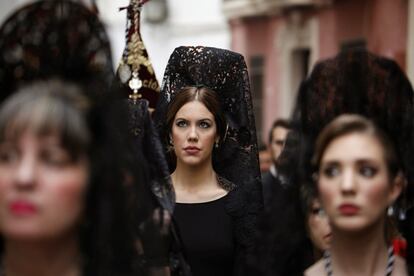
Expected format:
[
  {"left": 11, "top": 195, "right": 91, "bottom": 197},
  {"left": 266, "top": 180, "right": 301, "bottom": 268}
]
[
  {"left": 126, "top": 98, "right": 175, "bottom": 210},
  {"left": 291, "top": 50, "right": 414, "bottom": 190},
  {"left": 0, "top": 0, "right": 113, "bottom": 101}
]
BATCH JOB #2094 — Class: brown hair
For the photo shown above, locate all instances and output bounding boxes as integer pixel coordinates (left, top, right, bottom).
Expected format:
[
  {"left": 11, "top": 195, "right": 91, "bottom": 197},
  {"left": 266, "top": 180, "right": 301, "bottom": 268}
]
[
  {"left": 165, "top": 85, "right": 227, "bottom": 143},
  {"left": 312, "top": 114, "right": 400, "bottom": 180}
]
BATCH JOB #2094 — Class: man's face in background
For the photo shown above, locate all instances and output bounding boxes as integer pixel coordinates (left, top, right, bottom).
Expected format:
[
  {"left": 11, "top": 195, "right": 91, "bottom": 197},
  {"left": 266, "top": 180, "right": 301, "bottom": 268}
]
[{"left": 270, "top": 126, "right": 289, "bottom": 164}]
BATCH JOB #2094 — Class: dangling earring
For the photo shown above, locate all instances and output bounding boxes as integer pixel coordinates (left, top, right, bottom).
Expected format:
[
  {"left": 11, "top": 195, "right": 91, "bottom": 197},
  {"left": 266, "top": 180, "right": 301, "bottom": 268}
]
[
  {"left": 168, "top": 135, "right": 174, "bottom": 146},
  {"left": 398, "top": 208, "right": 406, "bottom": 220},
  {"left": 168, "top": 136, "right": 174, "bottom": 152},
  {"left": 398, "top": 183, "right": 408, "bottom": 220},
  {"left": 214, "top": 140, "right": 219, "bottom": 148},
  {"left": 387, "top": 205, "right": 394, "bottom": 217}
]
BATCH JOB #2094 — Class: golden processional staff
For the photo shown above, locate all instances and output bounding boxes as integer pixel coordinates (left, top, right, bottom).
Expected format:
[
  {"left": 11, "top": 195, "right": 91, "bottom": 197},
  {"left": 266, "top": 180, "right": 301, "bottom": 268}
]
[{"left": 117, "top": 0, "right": 160, "bottom": 109}]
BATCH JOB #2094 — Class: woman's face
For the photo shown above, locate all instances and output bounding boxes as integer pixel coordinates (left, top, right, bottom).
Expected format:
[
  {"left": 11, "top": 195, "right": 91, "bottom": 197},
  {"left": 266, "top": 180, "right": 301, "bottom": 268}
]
[
  {"left": 318, "top": 132, "right": 401, "bottom": 233},
  {"left": 171, "top": 100, "right": 218, "bottom": 167},
  {"left": 307, "top": 199, "right": 331, "bottom": 251},
  {"left": 0, "top": 130, "right": 88, "bottom": 241}
]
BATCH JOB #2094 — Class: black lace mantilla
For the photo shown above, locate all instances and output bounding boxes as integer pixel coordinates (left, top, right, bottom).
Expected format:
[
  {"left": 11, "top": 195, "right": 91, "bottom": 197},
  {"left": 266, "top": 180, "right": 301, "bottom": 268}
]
[
  {"left": 217, "top": 175, "right": 236, "bottom": 191},
  {"left": 290, "top": 50, "right": 414, "bottom": 203},
  {"left": 0, "top": 0, "right": 113, "bottom": 101},
  {"left": 126, "top": 98, "right": 175, "bottom": 213},
  {"left": 154, "top": 46, "right": 263, "bottom": 272}
]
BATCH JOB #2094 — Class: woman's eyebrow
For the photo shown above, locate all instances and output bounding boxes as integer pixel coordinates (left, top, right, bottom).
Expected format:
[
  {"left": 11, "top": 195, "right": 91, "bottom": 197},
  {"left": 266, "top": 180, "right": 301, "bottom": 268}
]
[{"left": 320, "top": 160, "right": 340, "bottom": 166}]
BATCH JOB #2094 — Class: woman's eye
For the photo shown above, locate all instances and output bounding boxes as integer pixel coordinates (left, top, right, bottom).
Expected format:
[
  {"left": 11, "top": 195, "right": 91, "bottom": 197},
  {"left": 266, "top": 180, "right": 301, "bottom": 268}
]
[
  {"left": 0, "top": 148, "right": 18, "bottom": 164},
  {"left": 359, "top": 166, "right": 377, "bottom": 178},
  {"left": 176, "top": 120, "right": 188, "bottom": 128},
  {"left": 311, "top": 207, "right": 321, "bottom": 215},
  {"left": 311, "top": 207, "right": 326, "bottom": 217},
  {"left": 199, "top": 121, "right": 211, "bottom": 129},
  {"left": 322, "top": 166, "right": 340, "bottom": 178},
  {"left": 40, "top": 150, "right": 71, "bottom": 167}
]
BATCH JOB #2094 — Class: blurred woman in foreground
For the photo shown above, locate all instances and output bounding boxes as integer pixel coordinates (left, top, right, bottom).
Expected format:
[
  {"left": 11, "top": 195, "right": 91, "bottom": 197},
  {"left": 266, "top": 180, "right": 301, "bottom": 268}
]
[
  {"left": 306, "top": 114, "right": 408, "bottom": 276},
  {"left": 0, "top": 80, "right": 145, "bottom": 276}
]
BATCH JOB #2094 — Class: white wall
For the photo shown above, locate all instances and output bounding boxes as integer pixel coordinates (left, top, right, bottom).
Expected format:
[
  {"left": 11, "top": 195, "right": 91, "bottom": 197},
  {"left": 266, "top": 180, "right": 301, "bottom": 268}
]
[{"left": 0, "top": 0, "right": 31, "bottom": 25}]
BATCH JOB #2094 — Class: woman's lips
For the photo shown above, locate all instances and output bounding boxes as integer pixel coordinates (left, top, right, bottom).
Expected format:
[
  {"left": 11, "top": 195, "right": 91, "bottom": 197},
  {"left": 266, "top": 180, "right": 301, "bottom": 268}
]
[
  {"left": 338, "top": 204, "right": 360, "bottom": 215},
  {"left": 184, "top": 146, "right": 201, "bottom": 155},
  {"left": 9, "top": 201, "right": 38, "bottom": 216},
  {"left": 324, "top": 233, "right": 332, "bottom": 242}
]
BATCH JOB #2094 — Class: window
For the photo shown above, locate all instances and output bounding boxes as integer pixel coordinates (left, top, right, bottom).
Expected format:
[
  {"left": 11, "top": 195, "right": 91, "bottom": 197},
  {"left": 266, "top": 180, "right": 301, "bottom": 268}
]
[
  {"left": 288, "top": 48, "right": 310, "bottom": 115},
  {"left": 250, "top": 55, "right": 265, "bottom": 147}
]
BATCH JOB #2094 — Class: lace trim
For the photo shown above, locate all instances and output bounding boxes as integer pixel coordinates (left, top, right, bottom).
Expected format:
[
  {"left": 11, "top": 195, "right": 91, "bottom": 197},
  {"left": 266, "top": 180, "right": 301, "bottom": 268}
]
[{"left": 217, "top": 175, "right": 236, "bottom": 191}]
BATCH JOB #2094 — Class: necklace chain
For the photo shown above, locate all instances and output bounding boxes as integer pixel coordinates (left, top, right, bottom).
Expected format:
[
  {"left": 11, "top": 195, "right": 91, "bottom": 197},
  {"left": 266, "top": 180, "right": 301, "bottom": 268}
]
[{"left": 323, "top": 246, "right": 395, "bottom": 276}]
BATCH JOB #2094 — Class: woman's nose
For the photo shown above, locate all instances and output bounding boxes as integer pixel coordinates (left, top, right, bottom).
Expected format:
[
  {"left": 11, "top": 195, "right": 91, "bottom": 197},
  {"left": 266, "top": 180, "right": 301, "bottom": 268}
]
[
  {"left": 14, "top": 156, "right": 36, "bottom": 188},
  {"left": 340, "top": 169, "right": 356, "bottom": 194},
  {"left": 187, "top": 126, "right": 199, "bottom": 141}
]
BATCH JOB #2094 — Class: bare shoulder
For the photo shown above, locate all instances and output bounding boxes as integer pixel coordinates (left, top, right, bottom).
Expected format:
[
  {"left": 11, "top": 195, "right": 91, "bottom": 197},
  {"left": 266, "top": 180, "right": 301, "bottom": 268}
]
[
  {"left": 304, "top": 260, "right": 324, "bottom": 276},
  {"left": 392, "top": 255, "right": 408, "bottom": 276}
]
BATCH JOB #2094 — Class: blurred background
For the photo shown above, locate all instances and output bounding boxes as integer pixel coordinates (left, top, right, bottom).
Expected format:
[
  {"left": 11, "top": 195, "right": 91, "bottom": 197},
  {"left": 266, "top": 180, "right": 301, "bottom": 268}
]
[{"left": 0, "top": 0, "right": 413, "bottom": 147}]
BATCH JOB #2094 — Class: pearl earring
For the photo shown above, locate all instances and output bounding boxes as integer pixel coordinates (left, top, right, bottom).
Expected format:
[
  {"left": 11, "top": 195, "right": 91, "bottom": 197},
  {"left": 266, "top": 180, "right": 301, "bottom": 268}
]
[{"left": 387, "top": 206, "right": 394, "bottom": 217}]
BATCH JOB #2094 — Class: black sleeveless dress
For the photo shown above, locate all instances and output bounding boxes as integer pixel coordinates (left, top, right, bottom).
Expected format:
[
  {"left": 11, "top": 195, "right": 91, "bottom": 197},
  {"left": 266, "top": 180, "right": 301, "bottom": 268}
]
[{"left": 174, "top": 194, "right": 235, "bottom": 276}]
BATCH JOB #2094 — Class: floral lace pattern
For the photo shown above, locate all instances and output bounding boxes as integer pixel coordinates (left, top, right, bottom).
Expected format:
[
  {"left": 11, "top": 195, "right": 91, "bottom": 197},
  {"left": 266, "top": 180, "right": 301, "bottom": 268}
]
[
  {"left": 0, "top": 1, "right": 113, "bottom": 100},
  {"left": 126, "top": 98, "right": 175, "bottom": 213},
  {"left": 290, "top": 50, "right": 414, "bottom": 201}
]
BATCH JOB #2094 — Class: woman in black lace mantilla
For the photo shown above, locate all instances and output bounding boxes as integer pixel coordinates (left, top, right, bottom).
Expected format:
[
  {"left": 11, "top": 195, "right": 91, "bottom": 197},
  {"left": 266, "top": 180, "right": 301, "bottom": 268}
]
[
  {"left": 249, "top": 49, "right": 414, "bottom": 276},
  {"left": 0, "top": 1, "right": 175, "bottom": 275},
  {"left": 154, "top": 46, "right": 263, "bottom": 276}
]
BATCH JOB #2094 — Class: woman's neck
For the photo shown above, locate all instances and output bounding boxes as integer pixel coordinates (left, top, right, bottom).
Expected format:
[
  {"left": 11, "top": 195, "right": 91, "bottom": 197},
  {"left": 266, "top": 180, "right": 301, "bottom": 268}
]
[
  {"left": 172, "top": 160, "right": 226, "bottom": 202},
  {"left": 173, "top": 159, "right": 216, "bottom": 191},
  {"left": 329, "top": 220, "right": 389, "bottom": 276},
  {"left": 4, "top": 235, "right": 81, "bottom": 276}
]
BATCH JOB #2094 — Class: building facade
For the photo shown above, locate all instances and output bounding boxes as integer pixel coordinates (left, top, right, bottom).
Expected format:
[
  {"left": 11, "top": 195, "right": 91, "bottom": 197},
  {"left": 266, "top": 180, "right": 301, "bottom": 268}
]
[{"left": 223, "top": 0, "right": 413, "bottom": 146}]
